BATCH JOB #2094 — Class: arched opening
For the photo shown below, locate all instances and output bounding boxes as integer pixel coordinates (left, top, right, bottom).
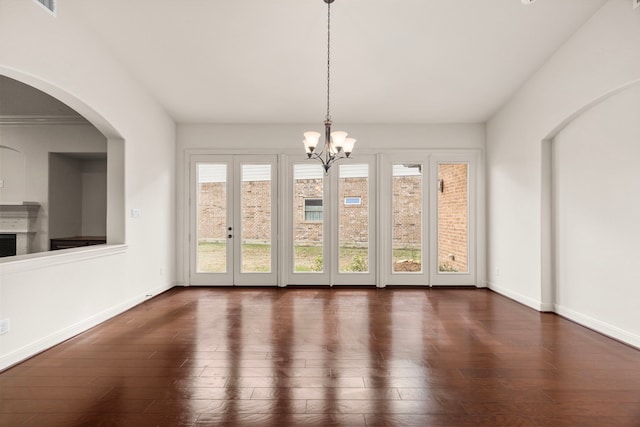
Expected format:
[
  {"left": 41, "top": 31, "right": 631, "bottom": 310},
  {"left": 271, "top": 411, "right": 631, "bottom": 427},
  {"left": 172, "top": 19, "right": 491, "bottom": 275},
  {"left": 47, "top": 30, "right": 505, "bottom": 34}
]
[
  {"left": 540, "top": 79, "right": 640, "bottom": 346},
  {"left": 0, "top": 70, "right": 125, "bottom": 258}
]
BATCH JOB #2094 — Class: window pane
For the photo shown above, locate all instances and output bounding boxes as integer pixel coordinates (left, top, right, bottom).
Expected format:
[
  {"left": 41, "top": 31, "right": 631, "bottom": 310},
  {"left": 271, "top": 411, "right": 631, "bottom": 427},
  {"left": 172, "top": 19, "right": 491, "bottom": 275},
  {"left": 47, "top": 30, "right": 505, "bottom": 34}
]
[
  {"left": 339, "top": 164, "right": 369, "bottom": 273},
  {"left": 197, "top": 163, "right": 227, "bottom": 273},
  {"left": 241, "top": 164, "right": 271, "bottom": 273},
  {"left": 304, "top": 199, "right": 323, "bottom": 221},
  {"left": 293, "top": 164, "right": 324, "bottom": 272},
  {"left": 392, "top": 164, "right": 422, "bottom": 273},
  {"left": 437, "top": 163, "right": 468, "bottom": 273}
]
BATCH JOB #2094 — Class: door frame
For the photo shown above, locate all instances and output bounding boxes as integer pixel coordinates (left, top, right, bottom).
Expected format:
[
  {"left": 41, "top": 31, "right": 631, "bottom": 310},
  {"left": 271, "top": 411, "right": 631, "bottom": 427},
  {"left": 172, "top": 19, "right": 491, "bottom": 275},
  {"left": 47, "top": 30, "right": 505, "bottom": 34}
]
[
  {"left": 180, "top": 149, "right": 484, "bottom": 288},
  {"left": 429, "top": 153, "right": 477, "bottom": 287},
  {"left": 281, "top": 155, "right": 378, "bottom": 286},
  {"left": 187, "top": 153, "right": 278, "bottom": 286},
  {"left": 330, "top": 155, "right": 377, "bottom": 286},
  {"left": 379, "top": 152, "right": 431, "bottom": 286}
]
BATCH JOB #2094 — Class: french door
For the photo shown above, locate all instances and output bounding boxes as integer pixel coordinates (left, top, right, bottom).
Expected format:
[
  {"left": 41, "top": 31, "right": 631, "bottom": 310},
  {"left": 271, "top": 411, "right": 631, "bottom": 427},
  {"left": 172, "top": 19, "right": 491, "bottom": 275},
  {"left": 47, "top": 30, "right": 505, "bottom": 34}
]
[
  {"left": 379, "top": 153, "right": 476, "bottom": 287},
  {"left": 284, "top": 155, "right": 377, "bottom": 286},
  {"left": 189, "top": 155, "right": 278, "bottom": 286},
  {"left": 186, "top": 151, "right": 477, "bottom": 287},
  {"left": 430, "top": 155, "right": 476, "bottom": 286}
]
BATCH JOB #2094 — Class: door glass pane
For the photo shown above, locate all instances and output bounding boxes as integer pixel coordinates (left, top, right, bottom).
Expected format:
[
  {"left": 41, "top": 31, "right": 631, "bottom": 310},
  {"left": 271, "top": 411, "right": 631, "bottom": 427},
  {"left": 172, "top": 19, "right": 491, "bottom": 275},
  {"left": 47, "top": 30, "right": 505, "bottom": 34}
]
[
  {"left": 437, "top": 163, "right": 468, "bottom": 273},
  {"left": 339, "top": 164, "right": 369, "bottom": 273},
  {"left": 293, "top": 164, "right": 324, "bottom": 272},
  {"left": 392, "top": 164, "right": 422, "bottom": 273},
  {"left": 197, "top": 163, "right": 227, "bottom": 273},
  {"left": 241, "top": 164, "right": 271, "bottom": 273}
]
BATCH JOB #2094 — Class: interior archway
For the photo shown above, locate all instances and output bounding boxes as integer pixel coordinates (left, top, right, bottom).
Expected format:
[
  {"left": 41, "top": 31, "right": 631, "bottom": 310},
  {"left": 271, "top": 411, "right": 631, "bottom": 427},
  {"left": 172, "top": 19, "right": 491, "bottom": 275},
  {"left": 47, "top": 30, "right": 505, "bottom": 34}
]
[
  {"left": 540, "top": 78, "right": 640, "bottom": 323},
  {"left": 0, "top": 68, "right": 125, "bottom": 255}
]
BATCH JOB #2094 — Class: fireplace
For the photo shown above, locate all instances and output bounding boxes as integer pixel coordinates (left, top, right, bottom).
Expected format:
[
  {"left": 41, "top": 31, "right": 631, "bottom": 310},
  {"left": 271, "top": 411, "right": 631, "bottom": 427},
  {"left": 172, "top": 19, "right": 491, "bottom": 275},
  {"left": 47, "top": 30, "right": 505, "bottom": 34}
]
[
  {"left": 0, "top": 203, "right": 40, "bottom": 256},
  {"left": 0, "top": 234, "right": 17, "bottom": 257}
]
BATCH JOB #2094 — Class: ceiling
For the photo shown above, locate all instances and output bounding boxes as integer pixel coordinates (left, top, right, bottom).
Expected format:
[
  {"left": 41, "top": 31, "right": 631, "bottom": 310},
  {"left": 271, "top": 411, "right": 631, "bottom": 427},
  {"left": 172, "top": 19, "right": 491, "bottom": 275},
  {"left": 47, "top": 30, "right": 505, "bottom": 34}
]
[{"left": 9, "top": 0, "right": 610, "bottom": 124}]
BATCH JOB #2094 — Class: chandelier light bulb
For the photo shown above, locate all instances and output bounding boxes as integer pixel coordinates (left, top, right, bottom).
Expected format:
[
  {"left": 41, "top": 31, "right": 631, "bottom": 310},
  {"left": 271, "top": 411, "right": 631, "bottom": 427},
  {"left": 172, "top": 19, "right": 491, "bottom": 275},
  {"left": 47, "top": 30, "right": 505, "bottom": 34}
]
[
  {"left": 331, "top": 131, "right": 348, "bottom": 151},
  {"left": 303, "top": 131, "right": 321, "bottom": 156},
  {"left": 303, "top": 131, "right": 321, "bottom": 146},
  {"left": 343, "top": 138, "right": 356, "bottom": 156}
]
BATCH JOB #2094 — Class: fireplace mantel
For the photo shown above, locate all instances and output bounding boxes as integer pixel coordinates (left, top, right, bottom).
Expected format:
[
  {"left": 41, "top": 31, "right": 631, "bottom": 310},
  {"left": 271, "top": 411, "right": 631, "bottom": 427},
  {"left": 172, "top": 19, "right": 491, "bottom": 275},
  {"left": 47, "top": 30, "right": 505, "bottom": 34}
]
[{"left": 0, "top": 202, "right": 40, "bottom": 255}]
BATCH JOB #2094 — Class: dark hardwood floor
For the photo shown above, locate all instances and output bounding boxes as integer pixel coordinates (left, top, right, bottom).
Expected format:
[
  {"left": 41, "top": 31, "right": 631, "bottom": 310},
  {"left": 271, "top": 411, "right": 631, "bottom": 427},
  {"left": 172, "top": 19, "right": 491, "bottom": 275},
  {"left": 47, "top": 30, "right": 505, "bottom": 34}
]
[{"left": 1, "top": 287, "right": 639, "bottom": 426}]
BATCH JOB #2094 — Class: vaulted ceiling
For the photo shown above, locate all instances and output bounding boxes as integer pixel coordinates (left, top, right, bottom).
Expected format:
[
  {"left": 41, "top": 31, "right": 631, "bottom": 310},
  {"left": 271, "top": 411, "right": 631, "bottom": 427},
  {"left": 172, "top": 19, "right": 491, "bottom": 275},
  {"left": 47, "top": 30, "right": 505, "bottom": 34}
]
[{"left": 6, "top": 0, "right": 610, "bottom": 124}]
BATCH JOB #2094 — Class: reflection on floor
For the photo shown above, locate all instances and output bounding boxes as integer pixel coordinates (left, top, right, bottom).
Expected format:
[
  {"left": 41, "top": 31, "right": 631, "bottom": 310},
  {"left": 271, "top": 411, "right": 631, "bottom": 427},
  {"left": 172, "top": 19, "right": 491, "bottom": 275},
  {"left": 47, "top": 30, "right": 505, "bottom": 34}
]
[{"left": 1, "top": 287, "right": 639, "bottom": 426}]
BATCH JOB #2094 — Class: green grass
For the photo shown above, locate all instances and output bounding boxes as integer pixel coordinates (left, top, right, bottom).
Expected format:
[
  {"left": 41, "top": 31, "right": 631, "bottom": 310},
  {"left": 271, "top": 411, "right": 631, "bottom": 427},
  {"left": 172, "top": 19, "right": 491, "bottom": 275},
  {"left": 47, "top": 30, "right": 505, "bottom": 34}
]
[
  {"left": 197, "top": 242, "right": 423, "bottom": 273},
  {"left": 197, "top": 242, "right": 227, "bottom": 272}
]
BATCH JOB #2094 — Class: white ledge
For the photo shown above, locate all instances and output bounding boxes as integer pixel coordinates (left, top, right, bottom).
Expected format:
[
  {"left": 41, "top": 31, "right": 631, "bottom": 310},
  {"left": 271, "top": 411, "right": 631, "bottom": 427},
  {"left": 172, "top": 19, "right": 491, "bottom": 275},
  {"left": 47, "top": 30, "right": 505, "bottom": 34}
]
[{"left": 0, "top": 244, "right": 128, "bottom": 276}]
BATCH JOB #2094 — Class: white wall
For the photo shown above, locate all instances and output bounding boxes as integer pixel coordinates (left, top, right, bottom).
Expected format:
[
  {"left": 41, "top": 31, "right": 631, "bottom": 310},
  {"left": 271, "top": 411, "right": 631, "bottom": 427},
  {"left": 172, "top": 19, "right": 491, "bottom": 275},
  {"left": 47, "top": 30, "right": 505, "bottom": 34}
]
[
  {"left": 0, "top": 145, "right": 26, "bottom": 202},
  {"left": 553, "top": 82, "right": 640, "bottom": 346},
  {"left": 0, "top": 1, "right": 176, "bottom": 370},
  {"left": 48, "top": 154, "right": 107, "bottom": 241},
  {"left": 176, "top": 123, "right": 485, "bottom": 285},
  {"left": 48, "top": 153, "right": 83, "bottom": 240},
  {"left": 487, "top": 0, "right": 640, "bottom": 345},
  {"left": 178, "top": 123, "right": 485, "bottom": 152},
  {"left": 81, "top": 159, "right": 108, "bottom": 236},
  {"left": 0, "top": 125, "right": 106, "bottom": 251}
]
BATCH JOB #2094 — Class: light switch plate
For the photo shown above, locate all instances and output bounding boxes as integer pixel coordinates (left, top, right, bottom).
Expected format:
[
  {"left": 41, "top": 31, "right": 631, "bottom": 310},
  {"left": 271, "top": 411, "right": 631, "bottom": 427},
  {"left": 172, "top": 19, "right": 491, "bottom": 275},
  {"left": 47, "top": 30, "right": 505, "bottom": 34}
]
[{"left": 0, "top": 319, "right": 9, "bottom": 335}]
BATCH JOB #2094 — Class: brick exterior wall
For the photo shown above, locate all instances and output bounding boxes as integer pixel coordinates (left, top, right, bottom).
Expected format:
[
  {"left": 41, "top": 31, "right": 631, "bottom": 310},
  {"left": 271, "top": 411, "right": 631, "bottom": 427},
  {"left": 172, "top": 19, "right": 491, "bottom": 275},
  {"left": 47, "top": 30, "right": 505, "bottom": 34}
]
[
  {"left": 437, "top": 164, "right": 468, "bottom": 272},
  {"left": 241, "top": 180, "right": 272, "bottom": 243},
  {"left": 392, "top": 175, "right": 423, "bottom": 248},
  {"left": 198, "top": 182, "right": 227, "bottom": 242},
  {"left": 339, "top": 177, "right": 369, "bottom": 247},
  {"left": 198, "top": 181, "right": 272, "bottom": 243}
]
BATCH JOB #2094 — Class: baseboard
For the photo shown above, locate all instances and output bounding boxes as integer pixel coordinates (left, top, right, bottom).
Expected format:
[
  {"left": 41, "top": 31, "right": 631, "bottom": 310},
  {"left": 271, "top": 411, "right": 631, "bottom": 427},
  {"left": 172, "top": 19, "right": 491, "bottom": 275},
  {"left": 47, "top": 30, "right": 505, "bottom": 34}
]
[
  {"left": 555, "top": 304, "right": 640, "bottom": 350},
  {"left": 487, "top": 281, "right": 545, "bottom": 311},
  {"left": 487, "top": 282, "right": 640, "bottom": 349},
  {"left": 539, "top": 302, "right": 555, "bottom": 312},
  {"left": 0, "top": 283, "right": 173, "bottom": 372}
]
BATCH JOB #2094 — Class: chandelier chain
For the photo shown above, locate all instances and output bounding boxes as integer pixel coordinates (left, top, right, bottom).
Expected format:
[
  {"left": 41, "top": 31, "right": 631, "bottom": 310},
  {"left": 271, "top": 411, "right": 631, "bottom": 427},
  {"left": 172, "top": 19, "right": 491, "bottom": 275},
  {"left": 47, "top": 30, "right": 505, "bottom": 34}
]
[
  {"left": 303, "top": 0, "right": 354, "bottom": 174},
  {"left": 326, "top": 0, "right": 331, "bottom": 121}
]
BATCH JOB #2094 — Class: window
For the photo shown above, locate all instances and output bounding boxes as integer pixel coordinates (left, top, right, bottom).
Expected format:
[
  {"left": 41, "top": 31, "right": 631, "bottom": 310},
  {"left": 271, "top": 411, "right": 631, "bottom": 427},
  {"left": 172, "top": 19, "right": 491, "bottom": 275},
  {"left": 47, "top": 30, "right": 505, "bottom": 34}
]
[
  {"left": 344, "top": 197, "right": 362, "bottom": 206},
  {"left": 304, "top": 199, "right": 323, "bottom": 221}
]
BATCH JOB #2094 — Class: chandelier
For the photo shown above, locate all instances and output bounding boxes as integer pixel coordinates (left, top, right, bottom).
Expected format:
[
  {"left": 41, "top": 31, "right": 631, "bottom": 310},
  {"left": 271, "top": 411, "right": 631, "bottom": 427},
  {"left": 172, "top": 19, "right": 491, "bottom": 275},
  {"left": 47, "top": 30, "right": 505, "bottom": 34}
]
[{"left": 303, "top": 0, "right": 355, "bottom": 174}]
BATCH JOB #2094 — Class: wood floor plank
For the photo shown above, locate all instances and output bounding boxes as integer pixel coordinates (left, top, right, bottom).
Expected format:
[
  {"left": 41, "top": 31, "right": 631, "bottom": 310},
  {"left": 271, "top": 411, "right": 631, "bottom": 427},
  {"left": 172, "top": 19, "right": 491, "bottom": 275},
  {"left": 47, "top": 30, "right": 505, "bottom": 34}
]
[{"left": 0, "top": 287, "right": 639, "bottom": 427}]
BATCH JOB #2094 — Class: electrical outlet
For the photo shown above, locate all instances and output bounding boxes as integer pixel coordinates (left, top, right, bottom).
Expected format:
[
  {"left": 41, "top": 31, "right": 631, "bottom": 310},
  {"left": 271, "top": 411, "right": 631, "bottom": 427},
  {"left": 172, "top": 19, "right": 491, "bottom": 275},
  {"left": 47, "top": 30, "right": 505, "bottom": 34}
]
[{"left": 0, "top": 319, "right": 9, "bottom": 335}]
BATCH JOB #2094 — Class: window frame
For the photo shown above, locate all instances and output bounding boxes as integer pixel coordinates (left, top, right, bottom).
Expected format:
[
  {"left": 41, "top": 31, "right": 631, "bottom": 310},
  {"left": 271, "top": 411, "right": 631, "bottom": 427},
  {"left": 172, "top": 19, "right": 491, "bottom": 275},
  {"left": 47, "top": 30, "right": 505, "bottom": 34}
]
[{"left": 303, "top": 198, "right": 324, "bottom": 222}]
